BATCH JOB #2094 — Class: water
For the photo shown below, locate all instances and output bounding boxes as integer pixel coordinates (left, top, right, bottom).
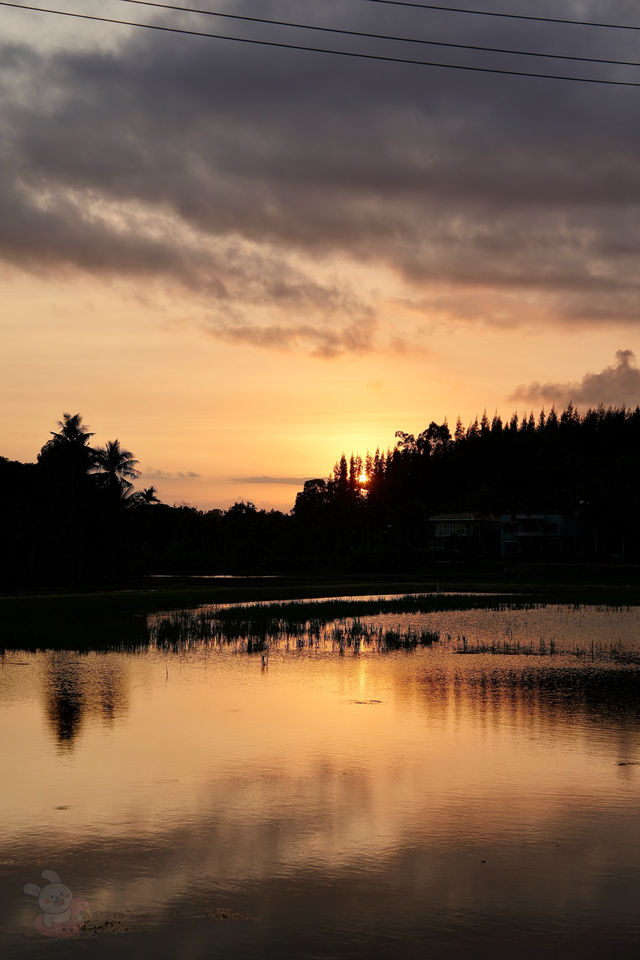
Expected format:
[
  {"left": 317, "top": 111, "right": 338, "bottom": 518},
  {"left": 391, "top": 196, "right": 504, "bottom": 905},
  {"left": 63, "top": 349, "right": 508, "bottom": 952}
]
[{"left": 1, "top": 602, "right": 640, "bottom": 959}]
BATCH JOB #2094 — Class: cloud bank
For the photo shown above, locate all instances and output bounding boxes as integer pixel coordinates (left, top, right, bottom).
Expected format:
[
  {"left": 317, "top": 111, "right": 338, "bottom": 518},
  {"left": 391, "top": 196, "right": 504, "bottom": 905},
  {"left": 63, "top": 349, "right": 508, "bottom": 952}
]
[
  {"left": 2, "top": 1, "right": 640, "bottom": 352},
  {"left": 511, "top": 349, "right": 640, "bottom": 408}
]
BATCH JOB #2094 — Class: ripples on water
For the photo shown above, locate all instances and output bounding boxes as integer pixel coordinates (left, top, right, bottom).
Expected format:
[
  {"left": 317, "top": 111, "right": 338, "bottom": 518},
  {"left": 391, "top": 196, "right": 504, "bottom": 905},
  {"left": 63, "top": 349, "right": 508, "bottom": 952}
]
[{"left": 1, "top": 602, "right": 639, "bottom": 959}]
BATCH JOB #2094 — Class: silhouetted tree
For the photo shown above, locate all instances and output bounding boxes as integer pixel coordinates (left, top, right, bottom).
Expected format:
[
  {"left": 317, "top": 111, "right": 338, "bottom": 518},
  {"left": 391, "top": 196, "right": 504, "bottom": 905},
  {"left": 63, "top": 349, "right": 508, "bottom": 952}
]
[
  {"left": 135, "top": 485, "right": 160, "bottom": 505},
  {"left": 294, "top": 479, "right": 329, "bottom": 515},
  {"left": 91, "top": 439, "right": 140, "bottom": 500},
  {"left": 37, "top": 412, "right": 95, "bottom": 478}
]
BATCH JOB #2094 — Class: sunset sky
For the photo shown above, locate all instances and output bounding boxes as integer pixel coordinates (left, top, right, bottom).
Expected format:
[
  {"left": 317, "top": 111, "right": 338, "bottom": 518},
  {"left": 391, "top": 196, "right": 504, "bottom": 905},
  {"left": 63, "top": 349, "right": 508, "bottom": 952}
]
[{"left": 2, "top": 0, "right": 640, "bottom": 510}]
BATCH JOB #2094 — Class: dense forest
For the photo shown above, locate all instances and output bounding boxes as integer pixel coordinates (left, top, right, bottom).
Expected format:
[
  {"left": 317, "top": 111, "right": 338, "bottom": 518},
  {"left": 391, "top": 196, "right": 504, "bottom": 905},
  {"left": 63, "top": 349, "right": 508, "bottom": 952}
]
[{"left": 2, "top": 405, "right": 640, "bottom": 587}]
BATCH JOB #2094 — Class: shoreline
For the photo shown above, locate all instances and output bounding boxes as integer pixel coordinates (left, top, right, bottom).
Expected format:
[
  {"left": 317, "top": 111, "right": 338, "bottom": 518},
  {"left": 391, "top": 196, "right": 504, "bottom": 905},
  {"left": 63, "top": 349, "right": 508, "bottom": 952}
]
[{"left": 2, "top": 563, "right": 639, "bottom": 650}]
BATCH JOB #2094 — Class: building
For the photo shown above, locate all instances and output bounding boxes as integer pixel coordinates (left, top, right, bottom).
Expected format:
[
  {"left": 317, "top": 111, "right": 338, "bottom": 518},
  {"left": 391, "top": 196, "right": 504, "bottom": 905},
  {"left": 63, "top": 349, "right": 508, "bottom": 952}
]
[
  {"left": 428, "top": 512, "right": 578, "bottom": 559},
  {"left": 428, "top": 513, "right": 500, "bottom": 558},
  {"left": 499, "top": 514, "right": 577, "bottom": 559}
]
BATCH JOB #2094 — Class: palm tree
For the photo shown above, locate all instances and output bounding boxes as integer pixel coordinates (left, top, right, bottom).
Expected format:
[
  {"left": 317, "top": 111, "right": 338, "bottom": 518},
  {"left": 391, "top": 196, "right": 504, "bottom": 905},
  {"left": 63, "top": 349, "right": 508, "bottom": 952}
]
[
  {"left": 91, "top": 439, "right": 140, "bottom": 499},
  {"left": 38, "top": 412, "right": 95, "bottom": 476},
  {"left": 130, "top": 485, "right": 160, "bottom": 506},
  {"left": 140, "top": 485, "right": 159, "bottom": 504},
  {"left": 49, "top": 413, "right": 94, "bottom": 447}
]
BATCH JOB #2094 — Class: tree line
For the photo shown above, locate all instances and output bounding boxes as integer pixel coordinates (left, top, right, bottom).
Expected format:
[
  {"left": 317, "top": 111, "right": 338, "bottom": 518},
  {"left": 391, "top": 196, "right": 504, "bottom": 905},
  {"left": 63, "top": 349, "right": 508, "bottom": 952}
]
[
  {"left": 294, "top": 404, "right": 640, "bottom": 564},
  {"left": 2, "top": 404, "right": 639, "bottom": 587}
]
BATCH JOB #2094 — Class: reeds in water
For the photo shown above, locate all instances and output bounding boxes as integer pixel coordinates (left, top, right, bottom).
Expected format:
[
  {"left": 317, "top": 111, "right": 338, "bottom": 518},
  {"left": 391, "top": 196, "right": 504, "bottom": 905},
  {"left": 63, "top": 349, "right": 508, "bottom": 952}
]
[{"left": 148, "top": 607, "right": 440, "bottom": 654}]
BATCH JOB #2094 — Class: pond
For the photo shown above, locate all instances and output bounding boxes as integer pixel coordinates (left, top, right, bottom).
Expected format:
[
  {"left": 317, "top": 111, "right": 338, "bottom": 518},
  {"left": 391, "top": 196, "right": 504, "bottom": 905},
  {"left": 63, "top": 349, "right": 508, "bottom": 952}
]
[{"left": 1, "top": 599, "right": 640, "bottom": 959}]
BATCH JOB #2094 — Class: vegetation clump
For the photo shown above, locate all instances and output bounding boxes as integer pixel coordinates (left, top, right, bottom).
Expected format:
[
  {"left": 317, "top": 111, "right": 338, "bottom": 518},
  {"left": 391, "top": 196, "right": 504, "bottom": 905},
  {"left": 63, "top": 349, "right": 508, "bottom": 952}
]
[{"left": 148, "top": 598, "right": 444, "bottom": 654}]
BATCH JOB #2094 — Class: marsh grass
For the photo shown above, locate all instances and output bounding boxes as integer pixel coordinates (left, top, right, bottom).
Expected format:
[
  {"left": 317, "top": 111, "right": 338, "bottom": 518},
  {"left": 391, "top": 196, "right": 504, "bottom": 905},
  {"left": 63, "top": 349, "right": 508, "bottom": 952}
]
[
  {"left": 153, "top": 592, "right": 529, "bottom": 652},
  {"left": 147, "top": 595, "right": 640, "bottom": 660},
  {"left": 148, "top": 603, "right": 442, "bottom": 654},
  {"left": 209, "top": 593, "right": 532, "bottom": 625}
]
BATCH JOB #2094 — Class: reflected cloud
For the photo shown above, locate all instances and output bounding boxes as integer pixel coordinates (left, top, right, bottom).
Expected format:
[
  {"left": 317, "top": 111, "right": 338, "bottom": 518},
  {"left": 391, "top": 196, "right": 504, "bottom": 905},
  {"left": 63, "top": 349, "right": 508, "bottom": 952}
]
[
  {"left": 1, "top": 638, "right": 638, "bottom": 956},
  {"left": 4, "top": 750, "right": 640, "bottom": 953}
]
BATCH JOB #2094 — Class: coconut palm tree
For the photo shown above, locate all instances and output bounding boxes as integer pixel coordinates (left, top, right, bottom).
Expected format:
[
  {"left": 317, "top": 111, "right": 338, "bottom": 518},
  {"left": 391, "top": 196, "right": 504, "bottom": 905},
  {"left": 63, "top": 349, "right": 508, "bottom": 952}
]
[
  {"left": 91, "top": 439, "right": 140, "bottom": 500},
  {"left": 49, "top": 413, "right": 94, "bottom": 447},
  {"left": 139, "top": 485, "right": 159, "bottom": 504},
  {"left": 130, "top": 485, "right": 160, "bottom": 506},
  {"left": 37, "top": 413, "right": 95, "bottom": 478}
]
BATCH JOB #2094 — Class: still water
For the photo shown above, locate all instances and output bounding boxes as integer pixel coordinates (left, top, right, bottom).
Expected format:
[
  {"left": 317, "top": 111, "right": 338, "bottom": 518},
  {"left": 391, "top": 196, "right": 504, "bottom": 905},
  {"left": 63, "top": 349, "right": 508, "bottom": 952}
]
[{"left": 1, "top": 602, "right": 640, "bottom": 959}]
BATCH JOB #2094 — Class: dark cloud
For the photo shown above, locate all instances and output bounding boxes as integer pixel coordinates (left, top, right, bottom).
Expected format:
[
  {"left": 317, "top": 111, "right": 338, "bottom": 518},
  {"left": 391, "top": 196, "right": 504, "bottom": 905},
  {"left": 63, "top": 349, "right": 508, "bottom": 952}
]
[
  {"left": 208, "top": 318, "right": 378, "bottom": 358},
  {"left": 511, "top": 350, "right": 640, "bottom": 407},
  {"left": 2, "top": 1, "right": 640, "bottom": 350}
]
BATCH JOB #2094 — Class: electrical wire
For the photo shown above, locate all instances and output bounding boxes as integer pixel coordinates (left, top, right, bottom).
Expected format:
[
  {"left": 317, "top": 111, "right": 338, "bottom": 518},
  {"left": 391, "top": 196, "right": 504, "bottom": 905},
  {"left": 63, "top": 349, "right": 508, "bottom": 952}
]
[
  {"left": 115, "top": 0, "right": 640, "bottom": 69},
  {"left": 364, "top": 0, "right": 640, "bottom": 32},
  {"left": 1, "top": 1, "right": 640, "bottom": 87}
]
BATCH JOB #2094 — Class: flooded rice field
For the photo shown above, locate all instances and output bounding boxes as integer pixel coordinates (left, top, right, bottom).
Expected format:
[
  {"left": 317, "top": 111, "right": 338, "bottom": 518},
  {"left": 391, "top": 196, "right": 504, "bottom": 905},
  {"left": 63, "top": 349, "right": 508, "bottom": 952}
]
[{"left": 1, "top": 598, "right": 639, "bottom": 959}]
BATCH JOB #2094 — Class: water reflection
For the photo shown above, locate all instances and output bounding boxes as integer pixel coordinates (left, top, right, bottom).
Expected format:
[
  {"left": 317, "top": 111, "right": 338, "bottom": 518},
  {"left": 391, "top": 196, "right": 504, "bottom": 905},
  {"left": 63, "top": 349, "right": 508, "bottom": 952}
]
[
  {"left": 410, "top": 664, "right": 640, "bottom": 723},
  {"left": 44, "top": 652, "right": 129, "bottom": 748},
  {"left": 44, "top": 654, "right": 84, "bottom": 746},
  {"left": 1, "top": 606, "right": 640, "bottom": 959}
]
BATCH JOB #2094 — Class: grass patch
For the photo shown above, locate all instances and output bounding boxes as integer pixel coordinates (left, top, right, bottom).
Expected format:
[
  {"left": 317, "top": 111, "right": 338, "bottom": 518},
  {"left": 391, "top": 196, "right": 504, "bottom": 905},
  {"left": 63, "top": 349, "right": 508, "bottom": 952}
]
[{"left": 149, "top": 605, "right": 443, "bottom": 654}]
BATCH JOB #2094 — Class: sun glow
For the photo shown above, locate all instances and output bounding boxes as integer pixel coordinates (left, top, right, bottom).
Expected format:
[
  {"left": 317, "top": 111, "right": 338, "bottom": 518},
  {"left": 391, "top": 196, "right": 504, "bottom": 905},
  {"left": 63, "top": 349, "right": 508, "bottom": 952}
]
[{"left": 358, "top": 470, "right": 368, "bottom": 485}]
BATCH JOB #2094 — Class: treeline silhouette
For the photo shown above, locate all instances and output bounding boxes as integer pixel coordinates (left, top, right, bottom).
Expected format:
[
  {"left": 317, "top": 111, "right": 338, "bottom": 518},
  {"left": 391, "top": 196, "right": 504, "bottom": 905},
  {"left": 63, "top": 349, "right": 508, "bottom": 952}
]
[
  {"left": 294, "top": 405, "right": 640, "bottom": 566},
  {"left": 2, "top": 405, "right": 639, "bottom": 587}
]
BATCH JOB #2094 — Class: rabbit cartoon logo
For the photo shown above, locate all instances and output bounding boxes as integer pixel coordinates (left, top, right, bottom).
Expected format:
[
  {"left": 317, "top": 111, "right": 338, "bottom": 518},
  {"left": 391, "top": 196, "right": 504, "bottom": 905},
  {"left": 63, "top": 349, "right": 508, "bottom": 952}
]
[{"left": 23, "top": 869, "right": 90, "bottom": 938}]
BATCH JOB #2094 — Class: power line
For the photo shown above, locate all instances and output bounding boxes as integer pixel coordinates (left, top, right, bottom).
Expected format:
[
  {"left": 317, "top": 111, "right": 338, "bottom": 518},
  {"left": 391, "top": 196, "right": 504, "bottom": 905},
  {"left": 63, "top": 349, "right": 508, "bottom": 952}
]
[
  {"left": 115, "top": 0, "right": 640, "bottom": 69},
  {"left": 365, "top": 0, "right": 640, "bottom": 32},
  {"left": 1, "top": 1, "right": 640, "bottom": 87}
]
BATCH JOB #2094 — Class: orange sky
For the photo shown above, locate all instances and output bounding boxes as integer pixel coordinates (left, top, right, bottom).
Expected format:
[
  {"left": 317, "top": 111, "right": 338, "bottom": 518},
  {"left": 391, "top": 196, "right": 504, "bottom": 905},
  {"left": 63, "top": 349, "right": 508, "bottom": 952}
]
[
  {"left": 2, "top": 268, "right": 636, "bottom": 511},
  {"left": 1, "top": 2, "right": 639, "bottom": 511}
]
